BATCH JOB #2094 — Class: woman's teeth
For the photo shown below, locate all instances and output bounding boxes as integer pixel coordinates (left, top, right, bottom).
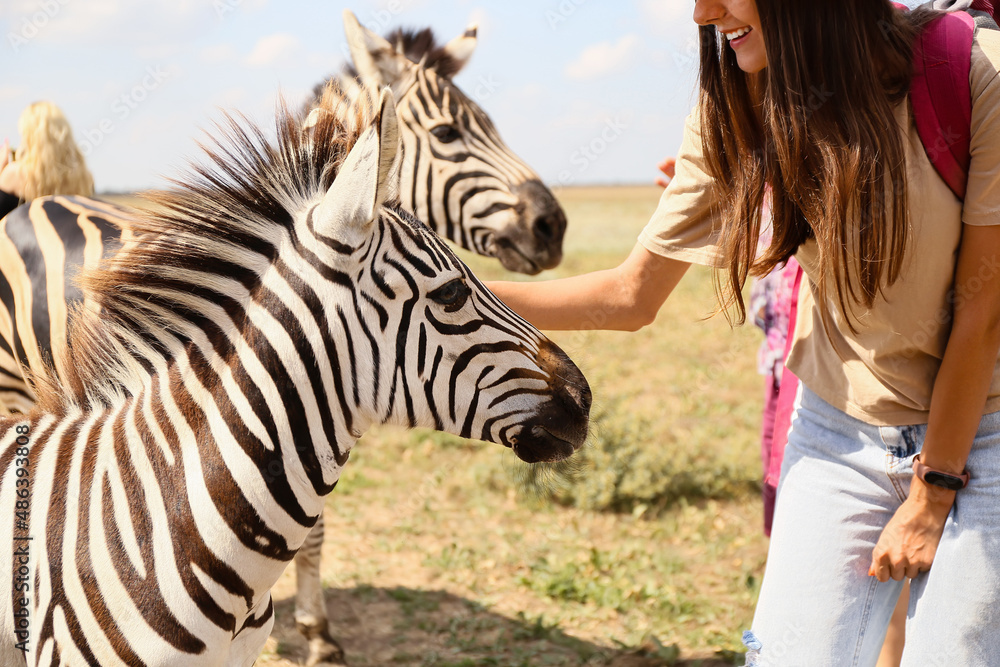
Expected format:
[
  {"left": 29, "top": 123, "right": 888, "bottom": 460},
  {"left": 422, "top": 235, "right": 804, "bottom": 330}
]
[{"left": 724, "top": 27, "right": 752, "bottom": 41}]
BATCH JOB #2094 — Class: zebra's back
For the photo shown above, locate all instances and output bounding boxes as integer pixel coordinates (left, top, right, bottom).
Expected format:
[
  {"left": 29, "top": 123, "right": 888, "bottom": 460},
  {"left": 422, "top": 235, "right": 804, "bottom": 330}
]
[{"left": 0, "top": 196, "right": 130, "bottom": 412}]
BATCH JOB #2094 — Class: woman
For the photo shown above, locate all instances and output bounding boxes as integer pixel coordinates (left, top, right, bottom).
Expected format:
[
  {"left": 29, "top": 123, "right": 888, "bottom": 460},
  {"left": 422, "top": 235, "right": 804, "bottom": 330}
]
[
  {"left": 488, "top": 1, "right": 1000, "bottom": 664},
  {"left": 0, "top": 101, "right": 94, "bottom": 217}
]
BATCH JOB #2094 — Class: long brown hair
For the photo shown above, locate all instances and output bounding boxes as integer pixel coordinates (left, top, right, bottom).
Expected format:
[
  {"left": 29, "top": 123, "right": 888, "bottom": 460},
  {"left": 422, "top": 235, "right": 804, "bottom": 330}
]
[{"left": 700, "top": 0, "right": 936, "bottom": 326}]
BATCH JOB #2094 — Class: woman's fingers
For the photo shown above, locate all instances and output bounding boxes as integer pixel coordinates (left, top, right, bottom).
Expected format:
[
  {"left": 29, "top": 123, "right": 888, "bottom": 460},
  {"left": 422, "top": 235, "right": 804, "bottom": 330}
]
[
  {"left": 655, "top": 157, "right": 677, "bottom": 188},
  {"left": 870, "top": 556, "right": 890, "bottom": 583},
  {"left": 870, "top": 549, "right": 934, "bottom": 583}
]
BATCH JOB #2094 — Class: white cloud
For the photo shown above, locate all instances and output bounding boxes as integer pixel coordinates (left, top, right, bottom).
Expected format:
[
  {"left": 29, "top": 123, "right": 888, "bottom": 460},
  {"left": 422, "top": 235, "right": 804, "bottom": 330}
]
[
  {"left": 3, "top": 0, "right": 211, "bottom": 48},
  {"left": 245, "top": 33, "right": 302, "bottom": 67},
  {"left": 6, "top": 0, "right": 122, "bottom": 41},
  {"left": 565, "top": 34, "right": 643, "bottom": 81},
  {"left": 134, "top": 44, "right": 182, "bottom": 60},
  {"left": 0, "top": 0, "right": 68, "bottom": 20}
]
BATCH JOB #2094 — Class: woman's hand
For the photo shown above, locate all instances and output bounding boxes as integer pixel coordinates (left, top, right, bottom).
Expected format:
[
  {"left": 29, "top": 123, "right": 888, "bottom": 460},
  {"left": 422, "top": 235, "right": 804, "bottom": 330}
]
[
  {"left": 869, "top": 476, "right": 955, "bottom": 582},
  {"left": 0, "top": 138, "right": 9, "bottom": 172},
  {"left": 655, "top": 157, "right": 676, "bottom": 189}
]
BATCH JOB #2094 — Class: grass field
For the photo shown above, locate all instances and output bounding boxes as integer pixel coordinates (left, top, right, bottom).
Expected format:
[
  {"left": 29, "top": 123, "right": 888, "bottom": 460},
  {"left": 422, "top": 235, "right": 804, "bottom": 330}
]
[
  {"left": 109, "top": 186, "right": 768, "bottom": 665},
  {"left": 193, "top": 184, "right": 766, "bottom": 667}
]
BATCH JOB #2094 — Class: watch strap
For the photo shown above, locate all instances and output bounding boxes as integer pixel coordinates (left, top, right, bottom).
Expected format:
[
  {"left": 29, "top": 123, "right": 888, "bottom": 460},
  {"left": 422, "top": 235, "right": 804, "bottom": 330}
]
[{"left": 913, "top": 454, "right": 969, "bottom": 490}]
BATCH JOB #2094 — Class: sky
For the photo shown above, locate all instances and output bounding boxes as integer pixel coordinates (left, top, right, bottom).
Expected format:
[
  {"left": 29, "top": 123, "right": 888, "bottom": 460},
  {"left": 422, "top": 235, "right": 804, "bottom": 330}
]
[
  {"left": 0, "top": 0, "right": 708, "bottom": 192},
  {"left": 2, "top": 1, "right": 926, "bottom": 193}
]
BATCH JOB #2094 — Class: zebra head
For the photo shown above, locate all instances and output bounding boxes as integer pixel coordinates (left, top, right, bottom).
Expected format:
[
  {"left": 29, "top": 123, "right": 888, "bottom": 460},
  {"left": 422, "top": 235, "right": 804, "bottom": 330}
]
[
  {"left": 301, "top": 88, "right": 589, "bottom": 464},
  {"left": 333, "top": 11, "right": 567, "bottom": 275}
]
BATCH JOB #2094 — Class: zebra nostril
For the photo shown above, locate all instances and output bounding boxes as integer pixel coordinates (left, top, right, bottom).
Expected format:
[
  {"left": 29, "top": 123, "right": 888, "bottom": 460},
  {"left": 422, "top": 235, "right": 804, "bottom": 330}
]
[{"left": 533, "top": 215, "right": 555, "bottom": 241}]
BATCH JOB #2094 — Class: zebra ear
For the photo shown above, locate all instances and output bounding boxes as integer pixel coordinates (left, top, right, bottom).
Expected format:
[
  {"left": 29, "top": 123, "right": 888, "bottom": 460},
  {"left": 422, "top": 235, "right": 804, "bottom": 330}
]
[
  {"left": 313, "top": 88, "right": 400, "bottom": 247},
  {"left": 343, "top": 9, "right": 402, "bottom": 88},
  {"left": 440, "top": 25, "right": 478, "bottom": 75}
]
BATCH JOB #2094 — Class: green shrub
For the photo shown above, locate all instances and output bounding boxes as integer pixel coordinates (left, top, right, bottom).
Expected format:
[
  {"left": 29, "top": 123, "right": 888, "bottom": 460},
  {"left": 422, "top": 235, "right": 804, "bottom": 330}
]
[{"left": 482, "top": 400, "right": 760, "bottom": 514}]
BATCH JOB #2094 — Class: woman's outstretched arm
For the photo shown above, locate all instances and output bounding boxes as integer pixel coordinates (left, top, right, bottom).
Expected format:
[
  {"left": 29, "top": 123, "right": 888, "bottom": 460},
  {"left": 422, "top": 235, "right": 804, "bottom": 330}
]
[{"left": 485, "top": 242, "right": 690, "bottom": 332}]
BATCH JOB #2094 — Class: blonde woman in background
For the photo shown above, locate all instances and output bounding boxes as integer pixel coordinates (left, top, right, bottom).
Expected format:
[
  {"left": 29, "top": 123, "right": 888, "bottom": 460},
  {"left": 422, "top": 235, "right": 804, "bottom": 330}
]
[{"left": 0, "top": 101, "right": 94, "bottom": 218}]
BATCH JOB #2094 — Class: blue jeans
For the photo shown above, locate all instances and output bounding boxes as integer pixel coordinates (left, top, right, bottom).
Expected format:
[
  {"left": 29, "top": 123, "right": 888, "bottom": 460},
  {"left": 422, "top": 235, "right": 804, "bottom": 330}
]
[{"left": 744, "top": 386, "right": 1000, "bottom": 666}]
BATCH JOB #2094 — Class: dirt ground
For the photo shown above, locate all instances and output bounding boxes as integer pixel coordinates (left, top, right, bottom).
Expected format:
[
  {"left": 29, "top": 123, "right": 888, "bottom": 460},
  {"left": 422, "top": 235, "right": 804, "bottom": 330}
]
[{"left": 257, "top": 510, "right": 742, "bottom": 667}]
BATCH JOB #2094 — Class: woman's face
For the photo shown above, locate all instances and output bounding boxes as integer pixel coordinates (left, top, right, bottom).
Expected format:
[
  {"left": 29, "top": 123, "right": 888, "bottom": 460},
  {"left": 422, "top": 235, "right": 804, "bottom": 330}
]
[{"left": 694, "top": 0, "right": 767, "bottom": 74}]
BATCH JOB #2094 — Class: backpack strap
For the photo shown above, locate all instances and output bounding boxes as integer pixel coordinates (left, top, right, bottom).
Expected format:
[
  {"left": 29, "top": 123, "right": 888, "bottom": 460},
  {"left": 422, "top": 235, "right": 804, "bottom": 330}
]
[{"left": 909, "top": 10, "right": 975, "bottom": 199}]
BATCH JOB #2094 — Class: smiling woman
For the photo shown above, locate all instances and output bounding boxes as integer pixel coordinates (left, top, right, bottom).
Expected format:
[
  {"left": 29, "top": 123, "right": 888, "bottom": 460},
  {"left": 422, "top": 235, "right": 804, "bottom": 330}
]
[{"left": 487, "top": 1, "right": 1000, "bottom": 664}]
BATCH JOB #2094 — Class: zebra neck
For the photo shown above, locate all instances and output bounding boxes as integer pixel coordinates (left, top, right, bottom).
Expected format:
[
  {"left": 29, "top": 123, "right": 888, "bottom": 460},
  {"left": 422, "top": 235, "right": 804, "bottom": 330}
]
[
  {"left": 133, "top": 362, "right": 353, "bottom": 617},
  {"left": 155, "top": 339, "right": 354, "bottom": 513},
  {"left": 18, "top": 389, "right": 348, "bottom": 639}
]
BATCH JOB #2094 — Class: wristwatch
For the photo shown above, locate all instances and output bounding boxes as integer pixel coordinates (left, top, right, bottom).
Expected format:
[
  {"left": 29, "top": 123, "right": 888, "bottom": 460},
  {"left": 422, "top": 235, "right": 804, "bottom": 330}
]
[{"left": 913, "top": 454, "right": 970, "bottom": 491}]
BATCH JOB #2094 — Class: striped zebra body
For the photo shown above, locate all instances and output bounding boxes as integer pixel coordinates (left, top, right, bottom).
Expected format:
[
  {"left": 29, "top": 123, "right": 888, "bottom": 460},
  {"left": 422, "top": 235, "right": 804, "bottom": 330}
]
[{"left": 0, "top": 88, "right": 589, "bottom": 666}]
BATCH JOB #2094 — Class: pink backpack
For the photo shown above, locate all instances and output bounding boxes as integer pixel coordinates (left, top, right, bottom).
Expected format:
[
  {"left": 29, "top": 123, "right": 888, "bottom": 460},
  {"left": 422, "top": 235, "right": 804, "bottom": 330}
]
[{"left": 766, "top": 2, "right": 998, "bottom": 508}]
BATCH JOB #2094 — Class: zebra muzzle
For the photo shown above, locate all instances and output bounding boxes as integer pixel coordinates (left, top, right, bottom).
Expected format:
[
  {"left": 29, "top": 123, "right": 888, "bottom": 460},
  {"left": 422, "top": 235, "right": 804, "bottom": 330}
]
[
  {"left": 507, "top": 343, "right": 591, "bottom": 464},
  {"left": 509, "top": 424, "right": 581, "bottom": 464}
]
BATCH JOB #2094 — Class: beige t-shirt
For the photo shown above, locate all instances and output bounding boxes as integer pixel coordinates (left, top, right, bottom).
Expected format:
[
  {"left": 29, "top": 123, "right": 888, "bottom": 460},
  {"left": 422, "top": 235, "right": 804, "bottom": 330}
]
[{"left": 639, "top": 28, "right": 1000, "bottom": 427}]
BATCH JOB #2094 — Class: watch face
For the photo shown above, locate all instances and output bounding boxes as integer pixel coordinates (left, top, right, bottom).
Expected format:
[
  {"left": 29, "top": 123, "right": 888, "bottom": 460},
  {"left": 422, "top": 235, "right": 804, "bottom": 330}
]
[{"left": 924, "top": 470, "right": 966, "bottom": 491}]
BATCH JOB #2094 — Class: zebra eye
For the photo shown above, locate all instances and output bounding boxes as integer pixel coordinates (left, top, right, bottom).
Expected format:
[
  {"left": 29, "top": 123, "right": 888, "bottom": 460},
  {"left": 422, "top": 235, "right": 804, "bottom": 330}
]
[
  {"left": 430, "top": 124, "right": 462, "bottom": 143},
  {"left": 428, "top": 279, "right": 472, "bottom": 312}
]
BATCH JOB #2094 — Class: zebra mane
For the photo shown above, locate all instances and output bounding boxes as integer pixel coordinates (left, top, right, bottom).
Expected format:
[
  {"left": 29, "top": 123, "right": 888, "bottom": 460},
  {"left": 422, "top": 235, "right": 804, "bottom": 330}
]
[
  {"left": 308, "top": 26, "right": 462, "bottom": 112},
  {"left": 383, "top": 27, "right": 467, "bottom": 78},
  {"left": 37, "top": 85, "right": 380, "bottom": 411}
]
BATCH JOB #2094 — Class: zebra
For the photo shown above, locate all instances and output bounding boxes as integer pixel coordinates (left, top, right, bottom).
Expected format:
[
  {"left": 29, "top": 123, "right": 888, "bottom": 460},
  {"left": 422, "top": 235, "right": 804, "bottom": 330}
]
[
  {"left": 0, "top": 85, "right": 590, "bottom": 667},
  {"left": 0, "top": 195, "right": 136, "bottom": 416},
  {"left": 313, "top": 11, "right": 566, "bottom": 276}
]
